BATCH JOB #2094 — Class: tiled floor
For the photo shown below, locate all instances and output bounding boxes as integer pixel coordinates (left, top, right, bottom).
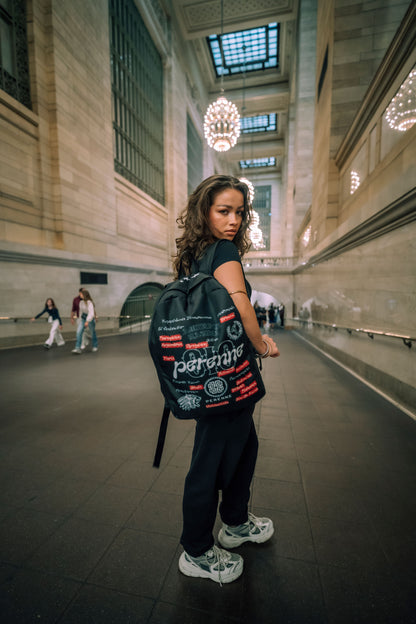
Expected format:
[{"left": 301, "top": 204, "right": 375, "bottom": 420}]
[{"left": 0, "top": 331, "right": 415, "bottom": 623}]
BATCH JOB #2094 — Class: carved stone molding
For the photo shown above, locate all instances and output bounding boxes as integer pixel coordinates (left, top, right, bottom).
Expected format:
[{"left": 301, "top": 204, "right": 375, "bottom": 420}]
[
  {"left": 295, "top": 187, "right": 416, "bottom": 272},
  {"left": 336, "top": 2, "right": 416, "bottom": 169},
  {"left": 179, "top": 0, "right": 294, "bottom": 38}
]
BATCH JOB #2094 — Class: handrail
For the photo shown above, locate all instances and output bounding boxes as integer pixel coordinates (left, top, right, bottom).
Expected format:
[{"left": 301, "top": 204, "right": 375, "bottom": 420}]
[
  {"left": 244, "top": 257, "right": 297, "bottom": 269},
  {"left": 291, "top": 317, "right": 414, "bottom": 348},
  {"left": 0, "top": 315, "right": 149, "bottom": 321},
  {"left": 2, "top": 315, "right": 414, "bottom": 349}
]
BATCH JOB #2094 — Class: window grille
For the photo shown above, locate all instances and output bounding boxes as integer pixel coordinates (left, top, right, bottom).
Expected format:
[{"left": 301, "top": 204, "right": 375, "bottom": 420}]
[
  {"left": 187, "top": 114, "right": 203, "bottom": 196},
  {"left": 208, "top": 23, "right": 279, "bottom": 77},
  {"left": 240, "top": 157, "right": 276, "bottom": 169},
  {"left": 241, "top": 114, "right": 277, "bottom": 133},
  {"left": 80, "top": 272, "right": 108, "bottom": 285},
  {"left": 252, "top": 185, "right": 271, "bottom": 251},
  {"left": 109, "top": 0, "right": 164, "bottom": 204},
  {"left": 0, "top": 0, "right": 31, "bottom": 108}
]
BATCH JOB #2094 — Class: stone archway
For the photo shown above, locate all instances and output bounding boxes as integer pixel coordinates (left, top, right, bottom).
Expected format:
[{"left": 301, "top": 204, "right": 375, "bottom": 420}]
[{"left": 119, "top": 282, "right": 163, "bottom": 328}]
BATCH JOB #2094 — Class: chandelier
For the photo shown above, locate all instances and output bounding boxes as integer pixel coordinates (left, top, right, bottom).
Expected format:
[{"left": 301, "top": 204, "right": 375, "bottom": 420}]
[
  {"left": 204, "top": 95, "right": 240, "bottom": 152},
  {"left": 249, "top": 210, "right": 265, "bottom": 249},
  {"left": 350, "top": 170, "right": 360, "bottom": 194},
  {"left": 239, "top": 176, "right": 254, "bottom": 203},
  {"left": 204, "top": 0, "right": 240, "bottom": 152},
  {"left": 385, "top": 66, "right": 416, "bottom": 132}
]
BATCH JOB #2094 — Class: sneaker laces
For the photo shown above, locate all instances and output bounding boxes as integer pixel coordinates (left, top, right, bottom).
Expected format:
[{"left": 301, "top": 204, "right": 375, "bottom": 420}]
[
  {"left": 207, "top": 545, "right": 230, "bottom": 587},
  {"left": 226, "top": 513, "right": 258, "bottom": 537},
  {"left": 248, "top": 512, "right": 263, "bottom": 534}
]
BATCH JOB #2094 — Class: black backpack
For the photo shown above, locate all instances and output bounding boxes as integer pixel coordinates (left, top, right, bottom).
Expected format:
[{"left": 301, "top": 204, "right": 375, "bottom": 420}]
[{"left": 148, "top": 241, "right": 265, "bottom": 467}]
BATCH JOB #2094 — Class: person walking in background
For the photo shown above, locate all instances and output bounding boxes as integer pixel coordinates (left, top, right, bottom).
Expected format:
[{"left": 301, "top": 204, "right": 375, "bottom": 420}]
[
  {"left": 171, "top": 174, "right": 280, "bottom": 585},
  {"left": 31, "top": 298, "right": 65, "bottom": 349},
  {"left": 253, "top": 301, "right": 262, "bottom": 327},
  {"left": 71, "top": 287, "right": 90, "bottom": 350},
  {"left": 268, "top": 303, "right": 277, "bottom": 330},
  {"left": 72, "top": 289, "right": 98, "bottom": 354},
  {"left": 278, "top": 303, "right": 285, "bottom": 328}
]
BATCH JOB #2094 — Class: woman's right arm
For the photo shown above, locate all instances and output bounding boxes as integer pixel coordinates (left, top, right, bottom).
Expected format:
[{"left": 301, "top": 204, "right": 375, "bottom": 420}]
[{"left": 31, "top": 307, "right": 46, "bottom": 321}]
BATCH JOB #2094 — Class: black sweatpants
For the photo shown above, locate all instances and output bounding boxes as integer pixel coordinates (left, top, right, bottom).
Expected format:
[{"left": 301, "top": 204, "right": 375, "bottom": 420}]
[{"left": 180, "top": 404, "right": 258, "bottom": 557}]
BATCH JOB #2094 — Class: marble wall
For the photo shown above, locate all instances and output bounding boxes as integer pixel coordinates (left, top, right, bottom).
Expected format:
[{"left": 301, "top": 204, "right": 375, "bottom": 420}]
[
  {"left": 243, "top": 218, "right": 416, "bottom": 411},
  {"left": 0, "top": 0, "right": 207, "bottom": 346},
  {"left": 294, "top": 222, "right": 416, "bottom": 337}
]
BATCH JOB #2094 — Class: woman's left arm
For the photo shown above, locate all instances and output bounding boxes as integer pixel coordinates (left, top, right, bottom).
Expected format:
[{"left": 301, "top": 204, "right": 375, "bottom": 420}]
[
  {"left": 56, "top": 308, "right": 63, "bottom": 328},
  {"left": 213, "top": 261, "right": 279, "bottom": 358}
]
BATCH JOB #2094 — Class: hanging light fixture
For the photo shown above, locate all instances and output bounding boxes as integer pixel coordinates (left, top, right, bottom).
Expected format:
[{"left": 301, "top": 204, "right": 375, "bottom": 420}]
[
  {"left": 236, "top": 43, "right": 264, "bottom": 251},
  {"left": 250, "top": 209, "right": 265, "bottom": 248},
  {"left": 204, "top": 0, "right": 240, "bottom": 152},
  {"left": 238, "top": 46, "right": 255, "bottom": 207},
  {"left": 240, "top": 176, "right": 254, "bottom": 203},
  {"left": 385, "top": 66, "right": 416, "bottom": 132},
  {"left": 350, "top": 170, "right": 360, "bottom": 194}
]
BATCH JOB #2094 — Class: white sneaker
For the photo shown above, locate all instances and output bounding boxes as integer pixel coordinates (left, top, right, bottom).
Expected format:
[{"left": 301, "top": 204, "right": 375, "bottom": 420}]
[
  {"left": 72, "top": 348, "right": 82, "bottom": 354},
  {"left": 218, "top": 512, "right": 274, "bottom": 549},
  {"left": 92, "top": 347, "right": 98, "bottom": 352},
  {"left": 178, "top": 545, "right": 243, "bottom": 584}
]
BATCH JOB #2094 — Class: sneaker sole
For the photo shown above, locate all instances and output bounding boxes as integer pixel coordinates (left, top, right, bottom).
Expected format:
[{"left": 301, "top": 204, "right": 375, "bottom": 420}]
[
  {"left": 178, "top": 552, "right": 243, "bottom": 583},
  {"left": 218, "top": 524, "right": 274, "bottom": 549}
]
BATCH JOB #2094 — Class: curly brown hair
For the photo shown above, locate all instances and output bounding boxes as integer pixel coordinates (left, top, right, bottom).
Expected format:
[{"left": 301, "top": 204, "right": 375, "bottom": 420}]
[{"left": 173, "top": 174, "right": 252, "bottom": 278}]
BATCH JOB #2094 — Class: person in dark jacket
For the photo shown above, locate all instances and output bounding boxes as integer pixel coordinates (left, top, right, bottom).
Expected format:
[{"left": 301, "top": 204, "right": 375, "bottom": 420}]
[
  {"left": 71, "top": 287, "right": 90, "bottom": 349},
  {"left": 31, "top": 298, "right": 65, "bottom": 349}
]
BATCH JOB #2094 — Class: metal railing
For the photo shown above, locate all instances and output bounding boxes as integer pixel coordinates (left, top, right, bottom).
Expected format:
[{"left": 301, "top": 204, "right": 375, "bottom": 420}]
[
  {"left": 1, "top": 316, "right": 413, "bottom": 349},
  {"left": 244, "top": 257, "right": 297, "bottom": 269},
  {"left": 0, "top": 316, "right": 152, "bottom": 347},
  {"left": 291, "top": 317, "right": 414, "bottom": 349},
  {"left": 0, "top": 316, "right": 150, "bottom": 323}
]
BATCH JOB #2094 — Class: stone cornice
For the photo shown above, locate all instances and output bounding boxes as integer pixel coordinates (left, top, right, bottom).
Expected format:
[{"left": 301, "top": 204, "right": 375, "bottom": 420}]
[
  {"left": 294, "top": 187, "right": 416, "bottom": 272},
  {"left": 335, "top": 2, "right": 416, "bottom": 169},
  {"left": 0, "top": 248, "right": 170, "bottom": 277}
]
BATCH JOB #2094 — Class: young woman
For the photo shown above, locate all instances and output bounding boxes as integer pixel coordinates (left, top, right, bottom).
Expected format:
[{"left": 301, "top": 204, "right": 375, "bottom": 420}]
[
  {"left": 72, "top": 289, "right": 98, "bottom": 353},
  {"left": 31, "top": 298, "right": 65, "bottom": 349},
  {"left": 174, "top": 174, "right": 279, "bottom": 584}
]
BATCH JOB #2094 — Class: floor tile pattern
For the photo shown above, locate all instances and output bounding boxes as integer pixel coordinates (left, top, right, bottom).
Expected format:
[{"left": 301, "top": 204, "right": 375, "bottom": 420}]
[{"left": 0, "top": 331, "right": 415, "bottom": 623}]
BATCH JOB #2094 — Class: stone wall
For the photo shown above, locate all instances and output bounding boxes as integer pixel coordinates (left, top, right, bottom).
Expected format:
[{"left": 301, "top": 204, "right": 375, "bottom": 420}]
[{"left": 0, "top": 0, "right": 208, "bottom": 346}]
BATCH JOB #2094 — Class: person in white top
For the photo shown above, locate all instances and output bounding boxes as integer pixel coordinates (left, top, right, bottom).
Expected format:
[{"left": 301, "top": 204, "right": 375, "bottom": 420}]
[{"left": 72, "top": 289, "right": 98, "bottom": 354}]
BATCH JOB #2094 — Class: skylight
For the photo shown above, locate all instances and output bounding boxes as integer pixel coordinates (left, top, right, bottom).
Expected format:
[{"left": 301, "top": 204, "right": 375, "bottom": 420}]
[
  {"left": 208, "top": 23, "right": 279, "bottom": 77},
  {"left": 240, "top": 157, "right": 276, "bottom": 169},
  {"left": 241, "top": 114, "right": 277, "bottom": 133}
]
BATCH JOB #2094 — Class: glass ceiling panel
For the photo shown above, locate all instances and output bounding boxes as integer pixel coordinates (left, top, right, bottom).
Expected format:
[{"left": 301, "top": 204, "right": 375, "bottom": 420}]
[
  {"left": 241, "top": 114, "right": 277, "bottom": 133},
  {"left": 240, "top": 157, "right": 276, "bottom": 169},
  {"left": 208, "top": 23, "right": 279, "bottom": 77}
]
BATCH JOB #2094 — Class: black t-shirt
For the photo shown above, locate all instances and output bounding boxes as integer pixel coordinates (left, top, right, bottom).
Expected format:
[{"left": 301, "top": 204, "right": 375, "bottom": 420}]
[
  {"left": 211, "top": 239, "right": 240, "bottom": 271},
  {"left": 211, "top": 239, "right": 252, "bottom": 298}
]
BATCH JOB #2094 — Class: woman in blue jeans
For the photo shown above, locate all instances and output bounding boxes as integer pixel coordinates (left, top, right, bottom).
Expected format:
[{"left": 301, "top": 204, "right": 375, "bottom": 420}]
[
  {"left": 173, "top": 175, "right": 280, "bottom": 584},
  {"left": 72, "top": 289, "right": 98, "bottom": 354}
]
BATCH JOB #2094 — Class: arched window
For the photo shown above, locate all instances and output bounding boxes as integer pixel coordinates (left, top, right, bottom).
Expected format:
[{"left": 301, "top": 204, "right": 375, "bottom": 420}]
[{"left": 119, "top": 282, "right": 163, "bottom": 328}]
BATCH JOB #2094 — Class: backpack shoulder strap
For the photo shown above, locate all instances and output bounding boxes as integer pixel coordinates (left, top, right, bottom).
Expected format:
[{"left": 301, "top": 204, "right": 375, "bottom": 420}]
[
  {"left": 153, "top": 404, "right": 170, "bottom": 468},
  {"left": 197, "top": 240, "right": 221, "bottom": 275}
]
